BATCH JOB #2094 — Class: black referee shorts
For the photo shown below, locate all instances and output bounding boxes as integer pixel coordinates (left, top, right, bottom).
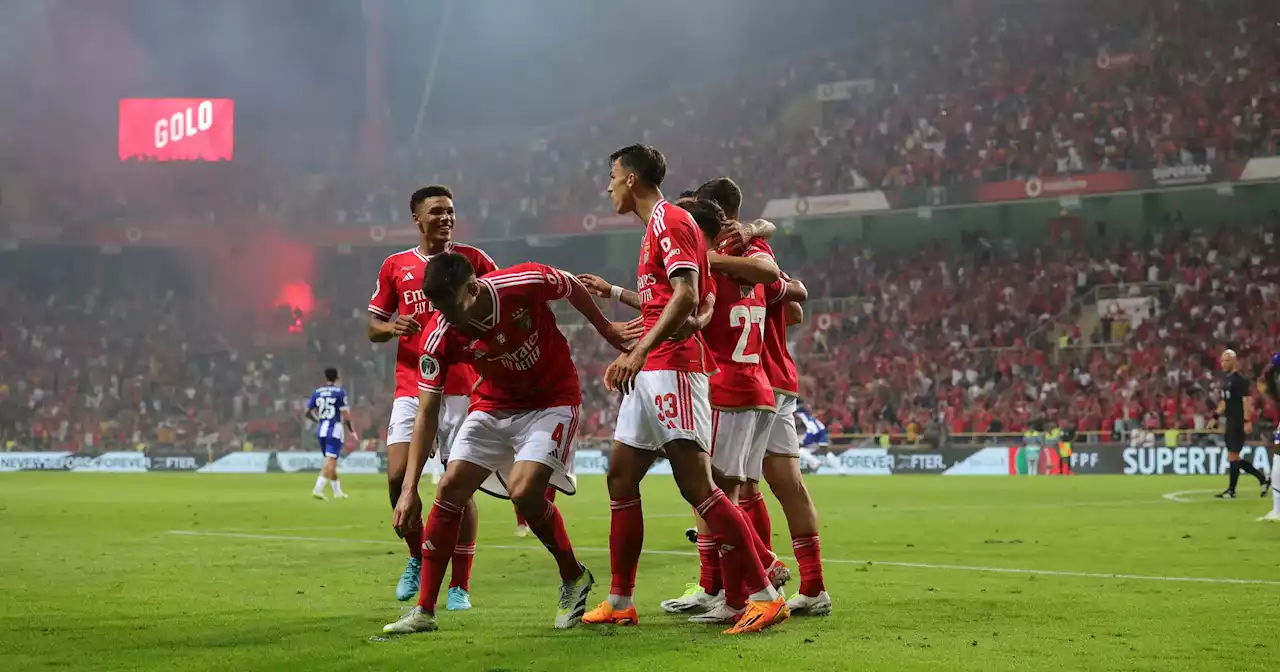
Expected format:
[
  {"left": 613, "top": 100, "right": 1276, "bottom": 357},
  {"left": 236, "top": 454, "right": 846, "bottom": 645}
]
[{"left": 1225, "top": 427, "right": 1245, "bottom": 453}]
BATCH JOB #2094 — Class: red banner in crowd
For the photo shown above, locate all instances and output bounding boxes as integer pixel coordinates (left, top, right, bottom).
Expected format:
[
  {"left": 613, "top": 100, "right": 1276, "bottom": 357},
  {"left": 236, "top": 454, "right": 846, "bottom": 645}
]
[
  {"left": 118, "top": 98, "right": 235, "bottom": 161},
  {"left": 974, "top": 171, "right": 1139, "bottom": 203}
]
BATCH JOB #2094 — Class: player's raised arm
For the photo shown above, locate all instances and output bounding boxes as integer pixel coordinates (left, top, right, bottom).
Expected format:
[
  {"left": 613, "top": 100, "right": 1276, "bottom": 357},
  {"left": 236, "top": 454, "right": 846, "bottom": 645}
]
[
  {"left": 577, "top": 273, "right": 642, "bottom": 311},
  {"left": 708, "top": 251, "right": 780, "bottom": 286},
  {"left": 694, "top": 177, "right": 776, "bottom": 253},
  {"left": 714, "top": 219, "right": 777, "bottom": 254}
]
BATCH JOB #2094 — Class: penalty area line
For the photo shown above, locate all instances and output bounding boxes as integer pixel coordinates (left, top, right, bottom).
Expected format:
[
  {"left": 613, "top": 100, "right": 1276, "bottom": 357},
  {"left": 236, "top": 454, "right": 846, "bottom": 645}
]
[{"left": 166, "top": 530, "right": 1280, "bottom": 587}]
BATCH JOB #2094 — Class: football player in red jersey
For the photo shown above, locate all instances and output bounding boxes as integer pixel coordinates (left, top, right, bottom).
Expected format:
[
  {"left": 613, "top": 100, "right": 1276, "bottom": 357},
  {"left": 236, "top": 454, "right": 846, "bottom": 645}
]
[
  {"left": 382, "top": 253, "right": 639, "bottom": 634},
  {"left": 367, "top": 185, "right": 498, "bottom": 606},
  {"left": 696, "top": 178, "right": 830, "bottom": 616},
  {"left": 586, "top": 195, "right": 789, "bottom": 624},
  {"left": 579, "top": 145, "right": 787, "bottom": 635}
]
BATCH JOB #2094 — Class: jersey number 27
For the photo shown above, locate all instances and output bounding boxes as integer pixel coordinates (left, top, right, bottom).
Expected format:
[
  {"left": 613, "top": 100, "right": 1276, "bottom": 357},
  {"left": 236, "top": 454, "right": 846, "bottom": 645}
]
[{"left": 729, "top": 305, "right": 767, "bottom": 364}]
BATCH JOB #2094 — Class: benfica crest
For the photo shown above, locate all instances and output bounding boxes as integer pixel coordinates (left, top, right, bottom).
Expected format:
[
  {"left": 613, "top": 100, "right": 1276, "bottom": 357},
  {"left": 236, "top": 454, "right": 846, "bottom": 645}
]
[{"left": 512, "top": 308, "right": 532, "bottom": 331}]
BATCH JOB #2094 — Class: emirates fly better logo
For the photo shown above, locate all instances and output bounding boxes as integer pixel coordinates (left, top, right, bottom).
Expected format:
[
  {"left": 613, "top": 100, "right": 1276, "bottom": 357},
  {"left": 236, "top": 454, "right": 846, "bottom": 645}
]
[{"left": 118, "top": 98, "right": 236, "bottom": 161}]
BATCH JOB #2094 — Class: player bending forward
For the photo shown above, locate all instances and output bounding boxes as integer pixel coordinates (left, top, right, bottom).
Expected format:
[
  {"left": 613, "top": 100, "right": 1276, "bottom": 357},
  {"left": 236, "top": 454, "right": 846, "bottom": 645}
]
[
  {"left": 305, "top": 367, "right": 353, "bottom": 500},
  {"left": 382, "top": 253, "right": 641, "bottom": 634},
  {"left": 367, "top": 186, "right": 498, "bottom": 606},
  {"left": 693, "top": 177, "right": 831, "bottom": 616},
  {"left": 581, "top": 145, "right": 787, "bottom": 635}
]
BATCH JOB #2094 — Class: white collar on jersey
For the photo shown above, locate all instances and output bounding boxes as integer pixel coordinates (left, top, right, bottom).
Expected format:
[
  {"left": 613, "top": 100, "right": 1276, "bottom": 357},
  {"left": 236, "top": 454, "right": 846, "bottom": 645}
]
[
  {"left": 412, "top": 241, "right": 454, "bottom": 263},
  {"left": 468, "top": 279, "right": 499, "bottom": 331}
]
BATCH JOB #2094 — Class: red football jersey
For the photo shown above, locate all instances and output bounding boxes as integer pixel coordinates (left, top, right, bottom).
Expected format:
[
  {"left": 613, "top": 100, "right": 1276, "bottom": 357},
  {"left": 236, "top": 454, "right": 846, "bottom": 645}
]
[
  {"left": 416, "top": 263, "right": 581, "bottom": 413},
  {"left": 636, "top": 199, "right": 716, "bottom": 374},
  {"left": 750, "top": 240, "right": 800, "bottom": 396},
  {"left": 703, "top": 271, "right": 775, "bottom": 410},
  {"left": 368, "top": 242, "right": 498, "bottom": 398}
]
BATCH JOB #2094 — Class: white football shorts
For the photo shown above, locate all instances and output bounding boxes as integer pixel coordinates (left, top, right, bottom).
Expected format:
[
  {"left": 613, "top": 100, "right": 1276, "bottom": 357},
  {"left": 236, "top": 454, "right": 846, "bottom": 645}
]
[
  {"left": 450, "top": 405, "right": 580, "bottom": 499},
  {"left": 436, "top": 394, "right": 470, "bottom": 462},
  {"left": 386, "top": 396, "right": 418, "bottom": 446},
  {"left": 710, "top": 408, "right": 775, "bottom": 482},
  {"left": 387, "top": 394, "right": 471, "bottom": 453},
  {"left": 765, "top": 392, "right": 801, "bottom": 457},
  {"left": 613, "top": 370, "right": 712, "bottom": 452}
]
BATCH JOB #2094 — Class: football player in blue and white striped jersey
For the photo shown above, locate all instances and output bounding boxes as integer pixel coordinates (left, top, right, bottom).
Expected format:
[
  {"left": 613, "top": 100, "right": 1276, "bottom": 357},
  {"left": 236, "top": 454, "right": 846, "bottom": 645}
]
[{"left": 306, "top": 367, "right": 355, "bottom": 500}]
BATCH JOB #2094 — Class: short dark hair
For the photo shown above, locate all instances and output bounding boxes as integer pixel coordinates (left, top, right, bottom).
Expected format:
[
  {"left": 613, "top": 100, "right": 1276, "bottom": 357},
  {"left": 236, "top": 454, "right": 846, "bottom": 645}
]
[
  {"left": 694, "top": 177, "right": 742, "bottom": 220},
  {"left": 609, "top": 144, "right": 666, "bottom": 188},
  {"left": 410, "top": 185, "right": 454, "bottom": 214},
  {"left": 677, "top": 189, "right": 698, "bottom": 199},
  {"left": 422, "top": 252, "right": 476, "bottom": 304},
  {"left": 324, "top": 367, "right": 339, "bottom": 383},
  {"left": 681, "top": 199, "right": 727, "bottom": 242}
]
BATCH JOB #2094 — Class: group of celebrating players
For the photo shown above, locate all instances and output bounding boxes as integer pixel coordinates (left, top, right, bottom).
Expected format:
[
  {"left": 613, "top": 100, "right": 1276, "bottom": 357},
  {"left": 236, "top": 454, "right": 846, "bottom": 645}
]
[{"left": 364, "top": 144, "right": 830, "bottom": 636}]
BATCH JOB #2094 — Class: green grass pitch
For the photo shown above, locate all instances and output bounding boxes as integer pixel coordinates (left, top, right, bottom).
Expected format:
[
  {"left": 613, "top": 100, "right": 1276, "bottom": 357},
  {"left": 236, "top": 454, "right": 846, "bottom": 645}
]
[{"left": 1, "top": 473, "right": 1277, "bottom": 671}]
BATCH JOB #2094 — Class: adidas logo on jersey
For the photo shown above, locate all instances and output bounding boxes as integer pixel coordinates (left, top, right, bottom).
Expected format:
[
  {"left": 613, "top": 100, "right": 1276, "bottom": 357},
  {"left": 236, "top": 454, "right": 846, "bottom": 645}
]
[{"left": 403, "top": 271, "right": 415, "bottom": 281}]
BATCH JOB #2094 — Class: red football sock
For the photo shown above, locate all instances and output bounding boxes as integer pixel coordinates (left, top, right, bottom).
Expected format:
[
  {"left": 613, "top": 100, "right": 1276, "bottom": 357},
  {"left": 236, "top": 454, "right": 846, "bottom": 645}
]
[
  {"left": 405, "top": 522, "right": 424, "bottom": 561},
  {"left": 516, "top": 488, "right": 557, "bottom": 526},
  {"left": 526, "top": 498, "right": 582, "bottom": 582},
  {"left": 696, "top": 534, "right": 722, "bottom": 595},
  {"left": 737, "top": 504, "right": 774, "bottom": 571},
  {"left": 792, "top": 534, "right": 826, "bottom": 597},
  {"left": 739, "top": 492, "right": 772, "bottom": 551},
  {"left": 697, "top": 489, "right": 769, "bottom": 599},
  {"left": 608, "top": 497, "right": 643, "bottom": 597},
  {"left": 417, "top": 499, "right": 464, "bottom": 612},
  {"left": 449, "top": 542, "right": 475, "bottom": 591}
]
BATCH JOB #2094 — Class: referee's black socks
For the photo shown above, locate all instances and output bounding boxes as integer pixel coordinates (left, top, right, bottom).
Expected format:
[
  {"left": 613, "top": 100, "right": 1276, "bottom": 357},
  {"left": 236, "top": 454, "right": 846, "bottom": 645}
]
[{"left": 1229, "top": 459, "right": 1266, "bottom": 494}]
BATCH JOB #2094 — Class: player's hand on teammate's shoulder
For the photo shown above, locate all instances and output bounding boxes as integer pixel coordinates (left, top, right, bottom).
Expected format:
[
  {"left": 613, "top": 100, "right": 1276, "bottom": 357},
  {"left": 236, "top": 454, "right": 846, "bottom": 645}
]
[
  {"left": 713, "top": 220, "right": 756, "bottom": 255},
  {"left": 576, "top": 274, "right": 613, "bottom": 298},
  {"left": 391, "top": 489, "right": 423, "bottom": 539},
  {"left": 604, "top": 349, "right": 646, "bottom": 394},
  {"left": 391, "top": 314, "right": 422, "bottom": 336}
]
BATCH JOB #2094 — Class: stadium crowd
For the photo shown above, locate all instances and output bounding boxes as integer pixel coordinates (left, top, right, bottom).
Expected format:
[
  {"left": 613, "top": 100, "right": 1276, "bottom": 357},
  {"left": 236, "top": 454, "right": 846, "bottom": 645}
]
[
  {"left": 403, "top": 0, "right": 1279, "bottom": 221},
  {"left": 4, "top": 214, "right": 1279, "bottom": 453},
  {"left": 787, "top": 220, "right": 1280, "bottom": 440},
  {"left": 4, "top": 0, "right": 1280, "bottom": 454}
]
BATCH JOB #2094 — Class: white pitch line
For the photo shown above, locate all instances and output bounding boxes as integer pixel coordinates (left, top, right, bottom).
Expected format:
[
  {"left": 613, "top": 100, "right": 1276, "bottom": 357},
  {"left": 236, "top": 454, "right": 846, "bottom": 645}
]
[
  {"left": 862, "top": 499, "right": 1169, "bottom": 513},
  {"left": 1162, "top": 489, "right": 1223, "bottom": 503},
  {"left": 214, "top": 525, "right": 368, "bottom": 533},
  {"left": 166, "top": 530, "right": 1280, "bottom": 587}
]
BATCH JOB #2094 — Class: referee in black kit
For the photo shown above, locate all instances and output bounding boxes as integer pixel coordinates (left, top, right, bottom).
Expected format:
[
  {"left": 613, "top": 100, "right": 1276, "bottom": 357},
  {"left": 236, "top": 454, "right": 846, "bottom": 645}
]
[{"left": 1216, "top": 349, "right": 1270, "bottom": 499}]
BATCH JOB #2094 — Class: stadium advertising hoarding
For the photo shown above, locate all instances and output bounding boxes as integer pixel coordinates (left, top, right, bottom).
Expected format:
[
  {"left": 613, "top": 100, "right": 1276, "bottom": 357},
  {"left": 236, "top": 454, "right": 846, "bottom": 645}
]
[
  {"left": 759, "top": 192, "right": 894, "bottom": 220},
  {"left": 1118, "top": 445, "right": 1272, "bottom": 475},
  {"left": 118, "top": 98, "right": 235, "bottom": 161},
  {"left": 2, "top": 445, "right": 1270, "bottom": 476},
  {"left": 0, "top": 452, "right": 203, "bottom": 472}
]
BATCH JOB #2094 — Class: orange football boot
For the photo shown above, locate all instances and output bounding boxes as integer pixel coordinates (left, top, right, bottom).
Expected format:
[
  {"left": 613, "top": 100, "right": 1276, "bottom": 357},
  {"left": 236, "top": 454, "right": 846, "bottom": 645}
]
[
  {"left": 722, "top": 596, "right": 789, "bottom": 634},
  {"left": 582, "top": 600, "right": 639, "bottom": 626}
]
